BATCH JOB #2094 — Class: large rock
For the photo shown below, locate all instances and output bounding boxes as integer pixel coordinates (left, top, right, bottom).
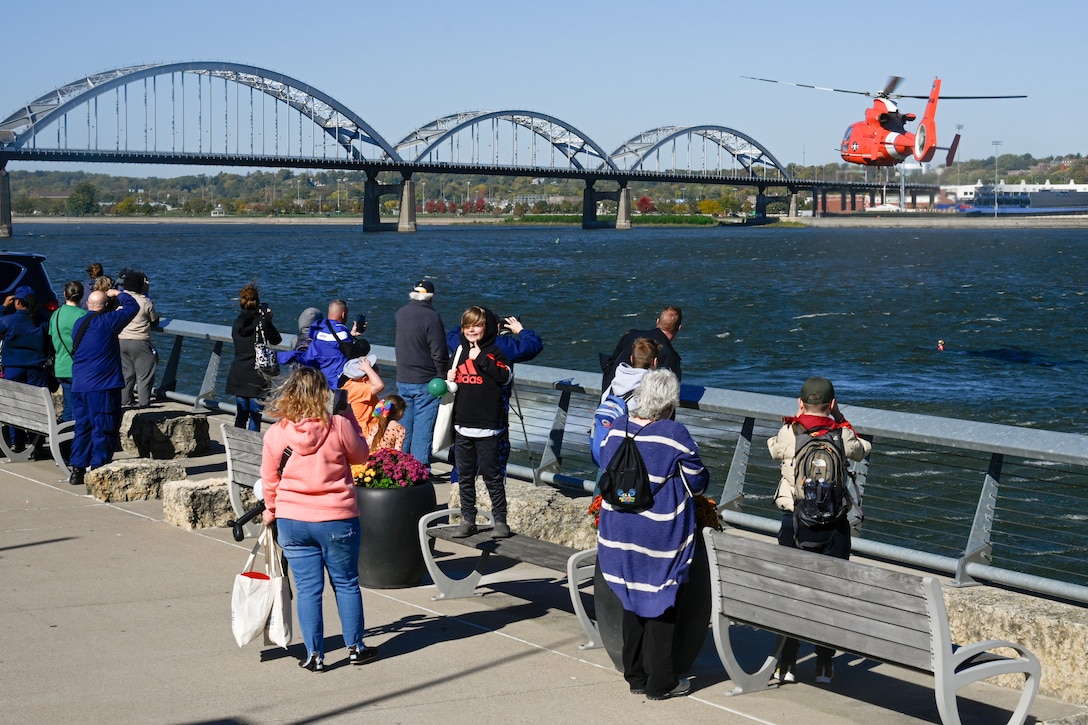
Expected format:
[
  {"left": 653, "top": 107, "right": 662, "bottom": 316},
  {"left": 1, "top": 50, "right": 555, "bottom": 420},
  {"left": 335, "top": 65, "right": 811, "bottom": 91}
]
[
  {"left": 120, "top": 409, "right": 211, "bottom": 459},
  {"left": 449, "top": 478, "right": 597, "bottom": 550},
  {"left": 163, "top": 477, "right": 242, "bottom": 530},
  {"left": 945, "top": 585, "right": 1088, "bottom": 705},
  {"left": 85, "top": 459, "right": 187, "bottom": 502}
]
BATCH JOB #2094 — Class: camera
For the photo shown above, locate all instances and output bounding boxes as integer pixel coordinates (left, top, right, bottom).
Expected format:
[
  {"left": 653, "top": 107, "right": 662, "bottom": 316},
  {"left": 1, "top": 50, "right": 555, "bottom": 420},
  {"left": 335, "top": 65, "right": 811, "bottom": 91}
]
[
  {"left": 499, "top": 314, "right": 520, "bottom": 334},
  {"left": 332, "top": 389, "right": 349, "bottom": 415},
  {"left": 259, "top": 302, "right": 270, "bottom": 315}
]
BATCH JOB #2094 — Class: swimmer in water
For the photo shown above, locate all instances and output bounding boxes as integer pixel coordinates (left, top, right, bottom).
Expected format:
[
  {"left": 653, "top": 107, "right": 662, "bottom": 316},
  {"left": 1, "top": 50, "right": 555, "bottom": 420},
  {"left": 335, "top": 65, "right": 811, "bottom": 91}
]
[{"left": 937, "top": 339, "right": 945, "bottom": 351}]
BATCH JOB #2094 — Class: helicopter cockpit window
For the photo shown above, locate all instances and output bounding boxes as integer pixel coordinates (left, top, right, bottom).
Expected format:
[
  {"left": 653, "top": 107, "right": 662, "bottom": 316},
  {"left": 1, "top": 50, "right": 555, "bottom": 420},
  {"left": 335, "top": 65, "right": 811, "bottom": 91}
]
[{"left": 842, "top": 126, "right": 853, "bottom": 141}]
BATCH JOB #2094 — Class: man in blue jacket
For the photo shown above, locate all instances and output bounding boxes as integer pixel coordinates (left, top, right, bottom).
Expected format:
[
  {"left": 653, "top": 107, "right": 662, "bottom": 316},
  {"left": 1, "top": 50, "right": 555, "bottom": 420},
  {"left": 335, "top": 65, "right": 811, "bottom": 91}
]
[{"left": 68, "top": 288, "right": 140, "bottom": 485}]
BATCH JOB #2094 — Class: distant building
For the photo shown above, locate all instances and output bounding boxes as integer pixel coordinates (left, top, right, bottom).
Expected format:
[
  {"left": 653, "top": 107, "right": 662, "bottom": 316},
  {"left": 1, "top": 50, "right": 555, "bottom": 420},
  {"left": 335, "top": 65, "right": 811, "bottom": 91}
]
[{"left": 210, "top": 205, "right": 227, "bottom": 217}]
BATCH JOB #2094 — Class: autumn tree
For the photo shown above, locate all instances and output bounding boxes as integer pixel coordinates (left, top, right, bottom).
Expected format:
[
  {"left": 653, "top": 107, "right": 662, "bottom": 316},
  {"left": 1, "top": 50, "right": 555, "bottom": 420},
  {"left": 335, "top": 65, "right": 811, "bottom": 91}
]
[
  {"left": 66, "top": 182, "right": 98, "bottom": 216},
  {"left": 636, "top": 195, "right": 655, "bottom": 214}
]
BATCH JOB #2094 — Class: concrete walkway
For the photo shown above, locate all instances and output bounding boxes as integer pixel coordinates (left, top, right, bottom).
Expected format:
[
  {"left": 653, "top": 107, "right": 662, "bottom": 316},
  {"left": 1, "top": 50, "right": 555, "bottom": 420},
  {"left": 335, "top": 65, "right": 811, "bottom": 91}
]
[{"left": 2, "top": 414, "right": 1086, "bottom": 725}]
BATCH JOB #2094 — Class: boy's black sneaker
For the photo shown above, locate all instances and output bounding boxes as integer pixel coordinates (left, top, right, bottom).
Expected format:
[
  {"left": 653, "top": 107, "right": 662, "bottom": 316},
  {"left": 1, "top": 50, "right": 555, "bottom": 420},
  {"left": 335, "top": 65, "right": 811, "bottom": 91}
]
[
  {"left": 69, "top": 467, "right": 86, "bottom": 486},
  {"left": 452, "top": 522, "right": 478, "bottom": 538}
]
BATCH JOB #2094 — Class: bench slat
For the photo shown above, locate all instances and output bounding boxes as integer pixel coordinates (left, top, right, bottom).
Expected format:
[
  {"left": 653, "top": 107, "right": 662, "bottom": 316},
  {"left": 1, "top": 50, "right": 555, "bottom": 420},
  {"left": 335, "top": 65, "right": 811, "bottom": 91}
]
[
  {"left": 722, "top": 565, "right": 931, "bottom": 633},
  {"left": 428, "top": 528, "right": 575, "bottom": 572},
  {"left": 721, "top": 594, "right": 933, "bottom": 671}
]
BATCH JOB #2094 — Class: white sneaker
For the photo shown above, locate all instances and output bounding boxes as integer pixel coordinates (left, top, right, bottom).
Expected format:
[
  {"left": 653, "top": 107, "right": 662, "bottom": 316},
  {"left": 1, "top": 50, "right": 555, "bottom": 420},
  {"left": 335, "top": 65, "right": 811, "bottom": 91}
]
[{"left": 776, "top": 665, "right": 796, "bottom": 683}]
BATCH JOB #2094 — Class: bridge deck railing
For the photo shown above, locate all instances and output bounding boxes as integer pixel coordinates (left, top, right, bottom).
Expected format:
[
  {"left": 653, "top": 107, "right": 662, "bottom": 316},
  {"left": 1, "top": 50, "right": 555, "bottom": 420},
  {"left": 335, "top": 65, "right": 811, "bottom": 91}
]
[{"left": 151, "top": 318, "right": 1088, "bottom": 606}]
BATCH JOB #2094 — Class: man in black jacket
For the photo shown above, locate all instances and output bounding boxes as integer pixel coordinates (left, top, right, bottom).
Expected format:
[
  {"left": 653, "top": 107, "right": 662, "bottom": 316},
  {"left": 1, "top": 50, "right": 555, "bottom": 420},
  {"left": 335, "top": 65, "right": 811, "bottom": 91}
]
[
  {"left": 601, "top": 306, "right": 682, "bottom": 391},
  {"left": 394, "top": 280, "right": 448, "bottom": 464}
]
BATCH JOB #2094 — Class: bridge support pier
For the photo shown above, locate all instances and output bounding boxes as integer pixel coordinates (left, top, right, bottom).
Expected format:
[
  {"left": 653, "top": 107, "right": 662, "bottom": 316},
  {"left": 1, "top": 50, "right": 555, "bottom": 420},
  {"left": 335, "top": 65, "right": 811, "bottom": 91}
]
[
  {"left": 398, "top": 178, "right": 417, "bottom": 232},
  {"left": 788, "top": 192, "right": 798, "bottom": 217},
  {"left": 0, "top": 163, "right": 11, "bottom": 239},
  {"left": 754, "top": 189, "right": 767, "bottom": 220},
  {"left": 615, "top": 185, "right": 631, "bottom": 230},
  {"left": 581, "top": 181, "right": 629, "bottom": 230},
  {"left": 362, "top": 173, "right": 399, "bottom": 232}
]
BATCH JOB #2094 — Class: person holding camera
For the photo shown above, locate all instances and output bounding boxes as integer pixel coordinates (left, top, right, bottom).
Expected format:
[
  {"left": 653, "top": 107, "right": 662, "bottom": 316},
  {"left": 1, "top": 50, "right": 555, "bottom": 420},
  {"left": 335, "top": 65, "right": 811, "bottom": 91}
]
[
  {"left": 260, "top": 366, "right": 378, "bottom": 672},
  {"left": 117, "top": 270, "right": 159, "bottom": 409},
  {"left": 300, "top": 298, "right": 369, "bottom": 390},
  {"left": 226, "top": 283, "right": 282, "bottom": 431}
]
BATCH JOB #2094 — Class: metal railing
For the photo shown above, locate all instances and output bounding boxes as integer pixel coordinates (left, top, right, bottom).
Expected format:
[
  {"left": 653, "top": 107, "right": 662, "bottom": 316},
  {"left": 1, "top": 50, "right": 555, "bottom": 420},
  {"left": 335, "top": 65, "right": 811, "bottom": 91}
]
[{"left": 151, "top": 318, "right": 1088, "bottom": 606}]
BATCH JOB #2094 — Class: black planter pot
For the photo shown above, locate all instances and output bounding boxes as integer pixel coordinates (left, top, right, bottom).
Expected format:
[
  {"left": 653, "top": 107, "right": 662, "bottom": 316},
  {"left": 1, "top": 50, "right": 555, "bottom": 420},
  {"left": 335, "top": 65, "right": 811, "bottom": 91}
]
[
  {"left": 356, "top": 482, "right": 437, "bottom": 589},
  {"left": 593, "top": 533, "right": 712, "bottom": 674}
]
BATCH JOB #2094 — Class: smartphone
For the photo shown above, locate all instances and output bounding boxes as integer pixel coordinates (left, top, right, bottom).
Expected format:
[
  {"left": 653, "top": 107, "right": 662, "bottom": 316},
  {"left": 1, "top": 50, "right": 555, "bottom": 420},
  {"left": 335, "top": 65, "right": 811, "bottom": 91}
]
[{"left": 355, "top": 314, "right": 367, "bottom": 331}]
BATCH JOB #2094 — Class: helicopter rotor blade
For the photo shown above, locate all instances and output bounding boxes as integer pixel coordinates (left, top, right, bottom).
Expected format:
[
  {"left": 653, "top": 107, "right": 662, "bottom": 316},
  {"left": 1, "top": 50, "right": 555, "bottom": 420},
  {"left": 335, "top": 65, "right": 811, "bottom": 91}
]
[
  {"left": 881, "top": 76, "right": 903, "bottom": 97},
  {"left": 740, "top": 76, "right": 873, "bottom": 96}
]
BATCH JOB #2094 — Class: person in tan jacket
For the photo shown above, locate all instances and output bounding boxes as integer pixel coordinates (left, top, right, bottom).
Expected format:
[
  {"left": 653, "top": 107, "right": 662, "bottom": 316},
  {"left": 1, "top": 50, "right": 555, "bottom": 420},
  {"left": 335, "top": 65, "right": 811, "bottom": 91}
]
[{"left": 767, "top": 376, "right": 871, "bottom": 685}]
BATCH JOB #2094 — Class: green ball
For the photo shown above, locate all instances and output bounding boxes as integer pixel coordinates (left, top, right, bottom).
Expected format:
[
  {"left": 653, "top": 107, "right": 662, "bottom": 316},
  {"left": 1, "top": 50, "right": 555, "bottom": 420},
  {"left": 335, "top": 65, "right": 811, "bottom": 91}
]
[{"left": 428, "top": 377, "right": 448, "bottom": 397}]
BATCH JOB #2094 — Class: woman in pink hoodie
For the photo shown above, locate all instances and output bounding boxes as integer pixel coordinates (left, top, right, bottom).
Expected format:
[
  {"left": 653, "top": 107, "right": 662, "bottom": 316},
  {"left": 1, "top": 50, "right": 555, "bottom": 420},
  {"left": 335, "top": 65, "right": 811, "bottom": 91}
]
[{"left": 261, "top": 366, "right": 378, "bottom": 672}]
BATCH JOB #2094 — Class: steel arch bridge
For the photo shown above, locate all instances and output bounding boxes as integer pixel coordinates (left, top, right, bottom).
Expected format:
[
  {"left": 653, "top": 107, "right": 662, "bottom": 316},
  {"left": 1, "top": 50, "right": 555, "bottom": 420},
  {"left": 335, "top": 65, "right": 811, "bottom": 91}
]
[
  {"left": 609, "top": 125, "right": 787, "bottom": 176},
  {"left": 392, "top": 110, "right": 618, "bottom": 172},
  {"left": 1, "top": 60, "right": 934, "bottom": 237},
  {"left": 0, "top": 61, "right": 400, "bottom": 161}
]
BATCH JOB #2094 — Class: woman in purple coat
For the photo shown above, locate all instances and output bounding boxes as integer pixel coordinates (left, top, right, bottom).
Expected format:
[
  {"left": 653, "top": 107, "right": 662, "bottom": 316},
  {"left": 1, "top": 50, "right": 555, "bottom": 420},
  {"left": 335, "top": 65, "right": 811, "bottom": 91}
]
[{"left": 597, "top": 368, "right": 708, "bottom": 701}]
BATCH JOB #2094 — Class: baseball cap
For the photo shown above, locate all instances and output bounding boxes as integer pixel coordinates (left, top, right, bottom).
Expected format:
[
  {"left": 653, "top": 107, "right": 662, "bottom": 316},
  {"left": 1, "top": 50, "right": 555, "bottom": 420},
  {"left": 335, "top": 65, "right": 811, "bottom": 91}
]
[
  {"left": 414, "top": 280, "right": 435, "bottom": 295},
  {"left": 800, "top": 377, "right": 835, "bottom": 406},
  {"left": 12, "top": 285, "right": 34, "bottom": 301}
]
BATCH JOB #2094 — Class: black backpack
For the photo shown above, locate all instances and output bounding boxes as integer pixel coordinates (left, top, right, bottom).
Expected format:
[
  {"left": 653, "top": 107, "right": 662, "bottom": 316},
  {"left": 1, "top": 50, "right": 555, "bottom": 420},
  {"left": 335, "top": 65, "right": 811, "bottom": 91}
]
[
  {"left": 599, "top": 419, "right": 654, "bottom": 512},
  {"left": 792, "top": 423, "right": 853, "bottom": 530}
]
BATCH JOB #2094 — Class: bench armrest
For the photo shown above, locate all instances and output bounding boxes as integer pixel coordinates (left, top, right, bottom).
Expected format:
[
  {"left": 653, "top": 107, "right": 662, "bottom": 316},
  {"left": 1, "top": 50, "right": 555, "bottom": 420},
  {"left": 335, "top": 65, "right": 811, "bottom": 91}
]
[{"left": 936, "top": 638, "right": 1041, "bottom": 725}]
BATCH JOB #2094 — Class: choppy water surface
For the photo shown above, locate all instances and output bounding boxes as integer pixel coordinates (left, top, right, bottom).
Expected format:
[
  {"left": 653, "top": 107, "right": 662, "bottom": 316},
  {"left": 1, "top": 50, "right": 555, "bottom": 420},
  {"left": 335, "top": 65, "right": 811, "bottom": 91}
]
[{"left": 17, "top": 222, "right": 1088, "bottom": 432}]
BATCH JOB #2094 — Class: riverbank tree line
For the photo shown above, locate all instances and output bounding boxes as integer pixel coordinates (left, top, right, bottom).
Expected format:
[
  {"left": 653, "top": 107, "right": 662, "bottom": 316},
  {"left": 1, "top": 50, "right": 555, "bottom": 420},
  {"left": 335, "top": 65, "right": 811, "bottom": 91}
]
[{"left": 8, "top": 152, "right": 1087, "bottom": 218}]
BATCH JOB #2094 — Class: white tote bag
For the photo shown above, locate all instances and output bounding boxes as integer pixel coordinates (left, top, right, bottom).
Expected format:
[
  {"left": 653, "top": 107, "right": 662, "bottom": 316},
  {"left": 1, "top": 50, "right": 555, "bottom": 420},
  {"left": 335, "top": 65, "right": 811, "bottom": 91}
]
[
  {"left": 231, "top": 526, "right": 291, "bottom": 648},
  {"left": 431, "top": 346, "right": 461, "bottom": 456},
  {"left": 263, "top": 529, "right": 293, "bottom": 649}
]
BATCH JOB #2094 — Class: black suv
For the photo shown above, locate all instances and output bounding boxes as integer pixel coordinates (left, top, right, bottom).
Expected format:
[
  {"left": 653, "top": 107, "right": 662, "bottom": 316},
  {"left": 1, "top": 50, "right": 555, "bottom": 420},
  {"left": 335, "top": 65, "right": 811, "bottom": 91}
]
[{"left": 0, "top": 251, "right": 59, "bottom": 312}]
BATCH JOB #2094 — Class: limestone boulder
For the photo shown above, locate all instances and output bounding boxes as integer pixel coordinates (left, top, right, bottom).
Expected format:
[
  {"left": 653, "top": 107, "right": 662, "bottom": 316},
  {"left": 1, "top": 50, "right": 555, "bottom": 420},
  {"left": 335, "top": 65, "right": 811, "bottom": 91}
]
[
  {"left": 85, "top": 459, "right": 187, "bottom": 502},
  {"left": 163, "top": 478, "right": 243, "bottom": 530},
  {"left": 449, "top": 478, "right": 597, "bottom": 550},
  {"left": 120, "top": 409, "right": 211, "bottom": 459}
]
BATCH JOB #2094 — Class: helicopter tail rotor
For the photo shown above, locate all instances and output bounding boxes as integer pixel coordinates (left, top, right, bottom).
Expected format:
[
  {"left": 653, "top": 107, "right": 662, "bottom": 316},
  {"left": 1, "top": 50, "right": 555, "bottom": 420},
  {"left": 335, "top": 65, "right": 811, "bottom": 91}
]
[{"left": 945, "top": 134, "right": 961, "bottom": 167}]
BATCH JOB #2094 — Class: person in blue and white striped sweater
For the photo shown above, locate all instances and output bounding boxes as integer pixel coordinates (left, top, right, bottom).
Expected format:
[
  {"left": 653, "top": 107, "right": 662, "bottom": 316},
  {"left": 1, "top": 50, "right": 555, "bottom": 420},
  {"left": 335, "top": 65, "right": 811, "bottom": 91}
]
[{"left": 597, "top": 368, "right": 709, "bottom": 701}]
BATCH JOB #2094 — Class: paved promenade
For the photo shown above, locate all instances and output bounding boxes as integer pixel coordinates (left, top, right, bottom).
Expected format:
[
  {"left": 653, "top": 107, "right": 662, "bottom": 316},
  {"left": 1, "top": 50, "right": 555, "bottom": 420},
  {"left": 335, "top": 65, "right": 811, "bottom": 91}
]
[{"left": 2, "top": 414, "right": 1086, "bottom": 724}]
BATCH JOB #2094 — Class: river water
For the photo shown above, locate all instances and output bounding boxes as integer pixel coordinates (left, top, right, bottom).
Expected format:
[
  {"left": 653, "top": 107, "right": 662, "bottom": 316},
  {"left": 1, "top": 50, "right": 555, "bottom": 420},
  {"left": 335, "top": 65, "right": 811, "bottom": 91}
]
[{"left": 19, "top": 221, "right": 1088, "bottom": 433}]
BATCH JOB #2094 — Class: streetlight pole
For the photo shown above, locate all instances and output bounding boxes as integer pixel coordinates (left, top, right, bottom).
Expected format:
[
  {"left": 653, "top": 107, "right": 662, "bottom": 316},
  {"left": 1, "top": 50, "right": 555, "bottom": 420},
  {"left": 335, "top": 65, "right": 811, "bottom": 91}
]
[
  {"left": 955, "top": 124, "right": 964, "bottom": 188},
  {"left": 421, "top": 181, "right": 426, "bottom": 213},
  {"left": 337, "top": 178, "right": 341, "bottom": 212},
  {"left": 992, "top": 140, "right": 1002, "bottom": 218}
]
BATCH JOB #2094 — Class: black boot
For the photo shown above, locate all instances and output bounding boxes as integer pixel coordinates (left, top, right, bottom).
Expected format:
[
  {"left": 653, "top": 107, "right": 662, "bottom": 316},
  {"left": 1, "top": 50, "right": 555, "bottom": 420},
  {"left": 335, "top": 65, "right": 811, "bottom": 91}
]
[{"left": 68, "top": 467, "right": 86, "bottom": 486}]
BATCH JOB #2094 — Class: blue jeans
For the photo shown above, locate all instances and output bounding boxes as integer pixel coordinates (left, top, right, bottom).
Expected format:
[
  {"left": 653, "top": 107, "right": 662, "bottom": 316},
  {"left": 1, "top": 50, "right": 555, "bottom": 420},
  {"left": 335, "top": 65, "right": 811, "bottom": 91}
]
[
  {"left": 276, "top": 517, "right": 365, "bottom": 660},
  {"left": 234, "top": 396, "right": 263, "bottom": 432},
  {"left": 397, "top": 381, "right": 441, "bottom": 464},
  {"left": 59, "top": 378, "right": 74, "bottom": 423}
]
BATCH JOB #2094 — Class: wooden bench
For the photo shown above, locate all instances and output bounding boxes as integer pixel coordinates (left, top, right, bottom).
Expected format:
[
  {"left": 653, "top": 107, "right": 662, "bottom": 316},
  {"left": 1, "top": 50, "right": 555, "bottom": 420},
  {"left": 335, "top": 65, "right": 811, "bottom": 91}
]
[
  {"left": 0, "top": 378, "right": 72, "bottom": 473},
  {"left": 417, "top": 509, "right": 601, "bottom": 646},
  {"left": 703, "top": 527, "right": 1041, "bottom": 725},
  {"left": 221, "top": 423, "right": 263, "bottom": 539}
]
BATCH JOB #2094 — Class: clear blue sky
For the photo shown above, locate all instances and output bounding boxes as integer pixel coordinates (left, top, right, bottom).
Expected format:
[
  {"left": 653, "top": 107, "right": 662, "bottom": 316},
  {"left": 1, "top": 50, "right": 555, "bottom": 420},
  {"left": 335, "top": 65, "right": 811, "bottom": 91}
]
[{"left": 1, "top": 0, "right": 1080, "bottom": 174}]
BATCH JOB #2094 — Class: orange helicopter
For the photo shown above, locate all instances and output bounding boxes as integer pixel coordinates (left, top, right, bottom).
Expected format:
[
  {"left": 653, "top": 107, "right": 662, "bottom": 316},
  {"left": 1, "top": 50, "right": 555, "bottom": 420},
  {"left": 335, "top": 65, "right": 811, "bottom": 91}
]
[{"left": 742, "top": 76, "right": 1026, "bottom": 167}]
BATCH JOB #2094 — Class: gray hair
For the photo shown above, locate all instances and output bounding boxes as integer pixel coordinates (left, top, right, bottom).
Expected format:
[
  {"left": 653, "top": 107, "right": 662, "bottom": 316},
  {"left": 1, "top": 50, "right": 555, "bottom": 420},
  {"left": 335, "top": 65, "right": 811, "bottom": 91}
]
[{"left": 629, "top": 368, "right": 679, "bottom": 421}]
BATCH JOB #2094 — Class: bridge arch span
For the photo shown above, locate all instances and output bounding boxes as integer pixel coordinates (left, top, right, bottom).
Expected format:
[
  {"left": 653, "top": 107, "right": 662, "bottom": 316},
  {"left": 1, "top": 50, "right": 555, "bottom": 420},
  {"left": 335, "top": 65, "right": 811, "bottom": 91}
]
[
  {"left": 0, "top": 62, "right": 401, "bottom": 162},
  {"left": 610, "top": 125, "right": 788, "bottom": 177},
  {"left": 392, "top": 110, "right": 619, "bottom": 172}
]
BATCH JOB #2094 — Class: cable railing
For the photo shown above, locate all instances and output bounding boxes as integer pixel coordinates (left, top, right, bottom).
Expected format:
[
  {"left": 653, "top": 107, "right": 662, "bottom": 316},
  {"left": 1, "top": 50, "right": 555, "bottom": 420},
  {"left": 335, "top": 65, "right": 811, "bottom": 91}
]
[{"left": 150, "top": 318, "right": 1088, "bottom": 606}]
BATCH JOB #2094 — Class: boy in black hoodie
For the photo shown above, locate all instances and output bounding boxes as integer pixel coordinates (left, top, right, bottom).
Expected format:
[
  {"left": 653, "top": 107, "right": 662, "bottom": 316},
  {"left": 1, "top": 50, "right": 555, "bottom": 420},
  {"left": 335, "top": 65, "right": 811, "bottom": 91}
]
[{"left": 447, "top": 306, "right": 514, "bottom": 539}]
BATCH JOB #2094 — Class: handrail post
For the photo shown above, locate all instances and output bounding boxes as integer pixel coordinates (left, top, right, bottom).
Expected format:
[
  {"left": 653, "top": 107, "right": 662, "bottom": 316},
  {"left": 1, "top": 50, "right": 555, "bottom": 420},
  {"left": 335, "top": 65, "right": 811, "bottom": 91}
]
[
  {"left": 718, "top": 416, "right": 753, "bottom": 512},
  {"left": 535, "top": 387, "right": 571, "bottom": 486},
  {"left": 194, "top": 340, "right": 223, "bottom": 412},
  {"left": 156, "top": 334, "right": 185, "bottom": 398},
  {"left": 955, "top": 452, "right": 1001, "bottom": 587}
]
